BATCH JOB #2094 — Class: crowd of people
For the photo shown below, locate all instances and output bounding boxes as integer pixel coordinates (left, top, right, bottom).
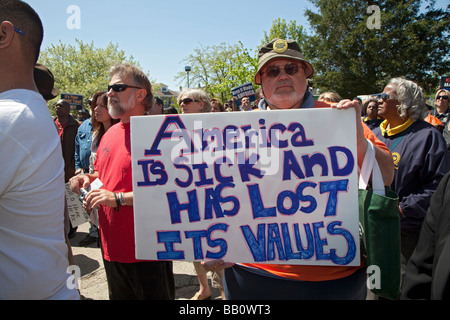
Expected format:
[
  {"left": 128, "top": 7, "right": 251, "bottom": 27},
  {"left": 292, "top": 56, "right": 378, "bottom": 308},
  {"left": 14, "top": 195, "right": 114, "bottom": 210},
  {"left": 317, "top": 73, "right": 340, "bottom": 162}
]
[{"left": 1, "top": 0, "right": 450, "bottom": 300}]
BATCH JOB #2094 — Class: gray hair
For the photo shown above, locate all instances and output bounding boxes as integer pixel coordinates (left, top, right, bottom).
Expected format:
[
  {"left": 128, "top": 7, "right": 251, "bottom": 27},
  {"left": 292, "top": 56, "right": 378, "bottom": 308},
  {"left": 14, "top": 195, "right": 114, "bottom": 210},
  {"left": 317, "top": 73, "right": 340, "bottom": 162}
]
[
  {"left": 388, "top": 78, "right": 427, "bottom": 120},
  {"left": 109, "top": 62, "right": 153, "bottom": 112},
  {"left": 178, "top": 88, "right": 212, "bottom": 113}
]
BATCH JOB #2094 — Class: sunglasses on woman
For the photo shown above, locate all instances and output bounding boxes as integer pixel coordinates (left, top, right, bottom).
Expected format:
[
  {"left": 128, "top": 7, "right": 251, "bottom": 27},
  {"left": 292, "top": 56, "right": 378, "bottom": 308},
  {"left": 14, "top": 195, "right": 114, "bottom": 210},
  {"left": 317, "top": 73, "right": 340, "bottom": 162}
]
[
  {"left": 179, "top": 98, "right": 200, "bottom": 105},
  {"left": 436, "top": 95, "right": 449, "bottom": 100},
  {"left": 262, "top": 63, "right": 303, "bottom": 78},
  {"left": 380, "top": 92, "right": 398, "bottom": 101},
  {"left": 108, "top": 84, "right": 142, "bottom": 92}
]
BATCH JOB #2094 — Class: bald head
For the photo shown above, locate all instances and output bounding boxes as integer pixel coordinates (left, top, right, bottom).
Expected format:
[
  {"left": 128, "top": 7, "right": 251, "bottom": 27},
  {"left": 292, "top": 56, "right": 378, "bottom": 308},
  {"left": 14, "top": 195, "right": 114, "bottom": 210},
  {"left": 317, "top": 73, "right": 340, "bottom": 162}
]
[{"left": 55, "top": 99, "right": 71, "bottom": 120}]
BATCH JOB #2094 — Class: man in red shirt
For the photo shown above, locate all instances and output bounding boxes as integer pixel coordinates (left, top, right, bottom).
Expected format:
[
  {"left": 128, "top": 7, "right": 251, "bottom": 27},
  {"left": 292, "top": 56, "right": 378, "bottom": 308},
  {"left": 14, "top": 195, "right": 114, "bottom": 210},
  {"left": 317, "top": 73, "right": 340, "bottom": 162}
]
[
  {"left": 69, "top": 63, "right": 175, "bottom": 299},
  {"left": 54, "top": 99, "right": 79, "bottom": 182}
]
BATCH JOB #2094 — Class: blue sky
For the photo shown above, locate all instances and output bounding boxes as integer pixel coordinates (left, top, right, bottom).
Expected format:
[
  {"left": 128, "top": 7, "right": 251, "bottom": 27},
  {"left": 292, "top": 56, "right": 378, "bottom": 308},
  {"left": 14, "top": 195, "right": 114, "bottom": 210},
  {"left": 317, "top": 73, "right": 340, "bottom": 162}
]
[{"left": 26, "top": 0, "right": 447, "bottom": 91}]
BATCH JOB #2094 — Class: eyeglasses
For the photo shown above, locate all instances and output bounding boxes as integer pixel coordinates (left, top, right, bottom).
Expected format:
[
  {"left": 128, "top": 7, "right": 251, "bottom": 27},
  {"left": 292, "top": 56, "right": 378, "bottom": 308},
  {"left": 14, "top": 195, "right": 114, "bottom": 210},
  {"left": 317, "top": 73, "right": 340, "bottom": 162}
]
[
  {"left": 179, "top": 98, "right": 200, "bottom": 105},
  {"left": 436, "top": 95, "right": 449, "bottom": 100},
  {"left": 107, "top": 84, "right": 142, "bottom": 92},
  {"left": 14, "top": 26, "right": 25, "bottom": 36},
  {"left": 262, "top": 63, "right": 303, "bottom": 78},
  {"left": 0, "top": 21, "right": 25, "bottom": 35},
  {"left": 380, "top": 92, "right": 398, "bottom": 101}
]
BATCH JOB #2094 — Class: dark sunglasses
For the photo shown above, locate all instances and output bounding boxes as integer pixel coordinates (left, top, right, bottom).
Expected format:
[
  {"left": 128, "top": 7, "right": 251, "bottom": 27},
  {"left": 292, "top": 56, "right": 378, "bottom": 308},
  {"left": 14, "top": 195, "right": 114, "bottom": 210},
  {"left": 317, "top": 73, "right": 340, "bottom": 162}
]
[
  {"left": 108, "top": 84, "right": 142, "bottom": 92},
  {"left": 436, "top": 95, "right": 449, "bottom": 100},
  {"left": 380, "top": 92, "right": 398, "bottom": 101},
  {"left": 262, "top": 63, "right": 303, "bottom": 78},
  {"left": 179, "top": 98, "right": 200, "bottom": 105}
]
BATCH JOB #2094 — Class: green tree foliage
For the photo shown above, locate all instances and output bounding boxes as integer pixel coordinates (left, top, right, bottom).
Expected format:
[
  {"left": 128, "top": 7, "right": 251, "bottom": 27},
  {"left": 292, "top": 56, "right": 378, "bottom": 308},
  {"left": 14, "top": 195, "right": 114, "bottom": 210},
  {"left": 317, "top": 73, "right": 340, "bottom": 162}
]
[
  {"left": 38, "top": 39, "right": 141, "bottom": 111},
  {"left": 303, "top": 0, "right": 449, "bottom": 98},
  {"left": 175, "top": 42, "right": 258, "bottom": 102},
  {"left": 261, "top": 18, "right": 308, "bottom": 52}
]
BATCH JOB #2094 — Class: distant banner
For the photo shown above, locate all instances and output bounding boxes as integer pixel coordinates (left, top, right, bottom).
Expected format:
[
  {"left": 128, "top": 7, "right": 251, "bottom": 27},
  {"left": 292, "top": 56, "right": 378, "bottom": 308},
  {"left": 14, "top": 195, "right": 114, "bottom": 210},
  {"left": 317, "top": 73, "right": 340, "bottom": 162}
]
[
  {"left": 61, "top": 93, "right": 84, "bottom": 110},
  {"left": 440, "top": 76, "right": 450, "bottom": 91},
  {"left": 131, "top": 108, "right": 360, "bottom": 266},
  {"left": 231, "top": 82, "right": 256, "bottom": 108}
]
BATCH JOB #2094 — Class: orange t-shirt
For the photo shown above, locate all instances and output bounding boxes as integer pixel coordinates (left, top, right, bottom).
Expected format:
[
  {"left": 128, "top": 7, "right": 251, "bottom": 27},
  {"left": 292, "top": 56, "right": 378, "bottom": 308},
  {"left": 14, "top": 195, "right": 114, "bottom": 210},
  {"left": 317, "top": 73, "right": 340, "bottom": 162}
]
[{"left": 242, "top": 101, "right": 391, "bottom": 281}]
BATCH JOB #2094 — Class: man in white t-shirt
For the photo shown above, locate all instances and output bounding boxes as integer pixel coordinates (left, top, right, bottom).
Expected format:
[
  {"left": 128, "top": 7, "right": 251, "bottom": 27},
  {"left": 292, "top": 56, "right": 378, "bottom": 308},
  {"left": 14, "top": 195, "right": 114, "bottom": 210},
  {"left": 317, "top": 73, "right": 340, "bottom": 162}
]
[{"left": 0, "top": 0, "right": 79, "bottom": 300}]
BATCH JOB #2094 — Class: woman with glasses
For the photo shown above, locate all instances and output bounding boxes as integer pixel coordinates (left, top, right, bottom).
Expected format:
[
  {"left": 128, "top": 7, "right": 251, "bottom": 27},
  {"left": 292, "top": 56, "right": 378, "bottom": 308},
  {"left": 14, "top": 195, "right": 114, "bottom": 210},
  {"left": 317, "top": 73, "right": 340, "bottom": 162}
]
[
  {"left": 178, "top": 88, "right": 212, "bottom": 114},
  {"left": 432, "top": 89, "right": 450, "bottom": 151},
  {"left": 372, "top": 78, "right": 450, "bottom": 276},
  {"left": 434, "top": 89, "right": 449, "bottom": 116},
  {"left": 177, "top": 88, "right": 226, "bottom": 300}
]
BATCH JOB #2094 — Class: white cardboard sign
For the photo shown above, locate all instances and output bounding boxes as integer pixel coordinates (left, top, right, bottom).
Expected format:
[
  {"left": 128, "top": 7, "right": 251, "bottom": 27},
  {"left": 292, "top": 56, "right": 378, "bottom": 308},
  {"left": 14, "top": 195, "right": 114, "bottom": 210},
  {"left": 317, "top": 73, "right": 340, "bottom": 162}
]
[
  {"left": 65, "top": 182, "right": 89, "bottom": 227},
  {"left": 131, "top": 108, "right": 360, "bottom": 266}
]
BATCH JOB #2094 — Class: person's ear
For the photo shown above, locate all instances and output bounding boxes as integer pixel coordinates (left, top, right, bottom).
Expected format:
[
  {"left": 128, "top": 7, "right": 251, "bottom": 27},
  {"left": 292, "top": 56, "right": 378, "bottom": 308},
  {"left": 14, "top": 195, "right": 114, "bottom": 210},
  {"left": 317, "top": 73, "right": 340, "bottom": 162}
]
[
  {"left": 0, "top": 21, "right": 16, "bottom": 49},
  {"left": 135, "top": 88, "right": 147, "bottom": 103}
]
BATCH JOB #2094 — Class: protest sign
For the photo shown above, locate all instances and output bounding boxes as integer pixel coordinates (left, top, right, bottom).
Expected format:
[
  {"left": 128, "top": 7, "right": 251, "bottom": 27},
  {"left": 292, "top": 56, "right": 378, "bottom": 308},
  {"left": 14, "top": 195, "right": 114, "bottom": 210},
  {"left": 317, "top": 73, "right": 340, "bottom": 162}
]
[
  {"left": 61, "top": 93, "right": 84, "bottom": 110},
  {"left": 65, "top": 182, "right": 89, "bottom": 227},
  {"left": 440, "top": 76, "right": 450, "bottom": 91},
  {"left": 65, "top": 178, "right": 103, "bottom": 227},
  {"left": 231, "top": 83, "right": 256, "bottom": 108},
  {"left": 131, "top": 108, "right": 360, "bottom": 266}
]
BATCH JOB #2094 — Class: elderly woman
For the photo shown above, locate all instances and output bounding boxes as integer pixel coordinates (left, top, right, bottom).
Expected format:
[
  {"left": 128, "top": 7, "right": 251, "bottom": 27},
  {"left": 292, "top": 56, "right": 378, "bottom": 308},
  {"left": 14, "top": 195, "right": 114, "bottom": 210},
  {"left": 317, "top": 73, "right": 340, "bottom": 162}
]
[
  {"left": 177, "top": 88, "right": 225, "bottom": 300},
  {"left": 372, "top": 78, "right": 450, "bottom": 271},
  {"left": 178, "top": 88, "right": 212, "bottom": 114}
]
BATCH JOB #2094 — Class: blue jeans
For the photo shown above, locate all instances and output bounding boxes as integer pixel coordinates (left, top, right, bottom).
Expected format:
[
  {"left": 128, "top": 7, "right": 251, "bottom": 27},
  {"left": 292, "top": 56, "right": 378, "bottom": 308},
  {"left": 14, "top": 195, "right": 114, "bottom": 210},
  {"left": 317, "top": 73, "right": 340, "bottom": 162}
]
[{"left": 224, "top": 264, "right": 367, "bottom": 300}]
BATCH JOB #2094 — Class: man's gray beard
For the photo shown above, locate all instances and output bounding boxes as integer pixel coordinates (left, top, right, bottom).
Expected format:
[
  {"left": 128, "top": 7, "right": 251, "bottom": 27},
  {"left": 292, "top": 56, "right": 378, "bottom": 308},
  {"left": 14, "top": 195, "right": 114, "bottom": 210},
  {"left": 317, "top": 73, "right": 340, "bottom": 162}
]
[
  {"left": 108, "top": 104, "right": 124, "bottom": 119},
  {"left": 108, "top": 94, "right": 138, "bottom": 119}
]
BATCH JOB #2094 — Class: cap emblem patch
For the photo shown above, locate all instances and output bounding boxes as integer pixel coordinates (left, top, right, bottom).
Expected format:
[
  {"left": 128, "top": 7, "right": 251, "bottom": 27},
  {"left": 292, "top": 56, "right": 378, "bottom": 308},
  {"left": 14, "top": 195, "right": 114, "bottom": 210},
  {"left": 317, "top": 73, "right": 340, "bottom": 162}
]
[{"left": 273, "top": 39, "right": 288, "bottom": 53}]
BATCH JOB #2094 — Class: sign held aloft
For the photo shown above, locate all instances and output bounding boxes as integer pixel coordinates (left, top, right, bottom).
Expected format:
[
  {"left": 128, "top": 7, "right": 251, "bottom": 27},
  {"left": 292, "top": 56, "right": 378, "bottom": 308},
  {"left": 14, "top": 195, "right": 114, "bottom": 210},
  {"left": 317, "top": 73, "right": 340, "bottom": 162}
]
[{"left": 131, "top": 108, "right": 360, "bottom": 266}]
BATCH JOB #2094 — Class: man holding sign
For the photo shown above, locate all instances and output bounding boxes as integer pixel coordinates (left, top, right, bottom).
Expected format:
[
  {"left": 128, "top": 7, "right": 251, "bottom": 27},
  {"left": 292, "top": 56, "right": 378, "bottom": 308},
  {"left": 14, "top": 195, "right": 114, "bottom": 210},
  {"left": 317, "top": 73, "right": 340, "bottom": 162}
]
[{"left": 202, "top": 39, "right": 395, "bottom": 299}]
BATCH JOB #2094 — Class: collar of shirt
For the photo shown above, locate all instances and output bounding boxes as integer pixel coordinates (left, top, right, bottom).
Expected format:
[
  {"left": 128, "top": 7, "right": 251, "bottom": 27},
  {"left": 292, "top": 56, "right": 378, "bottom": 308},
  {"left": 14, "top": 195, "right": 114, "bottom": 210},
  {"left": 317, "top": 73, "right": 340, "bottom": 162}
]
[
  {"left": 380, "top": 117, "right": 415, "bottom": 137},
  {"left": 301, "top": 91, "right": 315, "bottom": 109},
  {"left": 259, "top": 90, "right": 314, "bottom": 110},
  {"left": 432, "top": 107, "right": 450, "bottom": 118}
]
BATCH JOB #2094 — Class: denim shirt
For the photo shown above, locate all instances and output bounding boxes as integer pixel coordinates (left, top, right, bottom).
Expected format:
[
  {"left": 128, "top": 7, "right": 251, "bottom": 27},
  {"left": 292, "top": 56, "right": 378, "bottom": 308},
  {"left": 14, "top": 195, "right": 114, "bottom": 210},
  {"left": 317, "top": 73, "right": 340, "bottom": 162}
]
[{"left": 75, "top": 118, "right": 93, "bottom": 171}]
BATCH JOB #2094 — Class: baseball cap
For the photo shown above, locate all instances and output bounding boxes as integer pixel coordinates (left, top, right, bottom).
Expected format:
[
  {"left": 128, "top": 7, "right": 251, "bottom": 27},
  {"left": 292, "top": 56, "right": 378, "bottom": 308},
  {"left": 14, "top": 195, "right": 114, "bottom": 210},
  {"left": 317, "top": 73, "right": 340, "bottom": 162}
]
[
  {"left": 34, "top": 63, "right": 58, "bottom": 100},
  {"left": 255, "top": 38, "right": 315, "bottom": 85}
]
